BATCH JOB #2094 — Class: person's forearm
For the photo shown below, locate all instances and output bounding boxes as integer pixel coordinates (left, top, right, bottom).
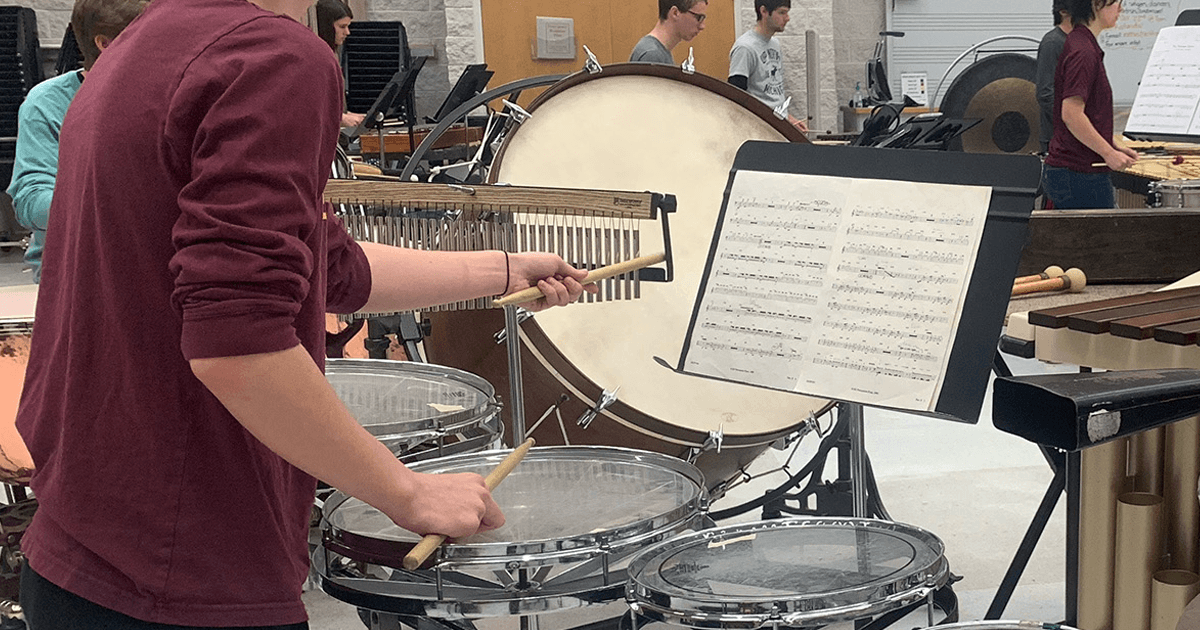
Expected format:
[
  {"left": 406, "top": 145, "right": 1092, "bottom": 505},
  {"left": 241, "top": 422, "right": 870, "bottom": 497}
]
[
  {"left": 357, "top": 242, "right": 507, "bottom": 314},
  {"left": 1062, "top": 104, "right": 1118, "bottom": 159},
  {"left": 190, "top": 344, "right": 415, "bottom": 516},
  {"left": 11, "top": 188, "right": 51, "bottom": 234}
]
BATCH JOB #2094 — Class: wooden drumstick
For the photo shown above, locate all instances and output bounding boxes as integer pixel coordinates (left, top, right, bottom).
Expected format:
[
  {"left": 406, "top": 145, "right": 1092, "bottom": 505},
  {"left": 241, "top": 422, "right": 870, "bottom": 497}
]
[
  {"left": 1011, "top": 267, "right": 1087, "bottom": 297},
  {"left": 492, "top": 252, "right": 666, "bottom": 308},
  {"left": 1014, "top": 265, "right": 1065, "bottom": 286},
  {"left": 402, "top": 437, "right": 535, "bottom": 570}
]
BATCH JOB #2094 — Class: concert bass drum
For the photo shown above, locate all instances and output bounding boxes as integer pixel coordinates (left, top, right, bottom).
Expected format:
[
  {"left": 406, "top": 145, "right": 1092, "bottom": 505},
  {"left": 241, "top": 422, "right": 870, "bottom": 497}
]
[{"left": 422, "top": 64, "right": 826, "bottom": 495}]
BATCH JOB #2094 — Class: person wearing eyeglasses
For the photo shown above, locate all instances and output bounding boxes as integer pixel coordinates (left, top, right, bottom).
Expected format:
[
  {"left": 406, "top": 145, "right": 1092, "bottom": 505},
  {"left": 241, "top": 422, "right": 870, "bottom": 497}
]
[
  {"left": 630, "top": 0, "right": 708, "bottom": 64},
  {"left": 728, "top": 0, "right": 807, "bottom": 132}
]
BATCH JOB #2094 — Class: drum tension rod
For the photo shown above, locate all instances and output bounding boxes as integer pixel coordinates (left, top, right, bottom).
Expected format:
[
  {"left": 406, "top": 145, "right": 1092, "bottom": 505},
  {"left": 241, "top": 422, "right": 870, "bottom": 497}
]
[{"left": 577, "top": 389, "right": 619, "bottom": 429}]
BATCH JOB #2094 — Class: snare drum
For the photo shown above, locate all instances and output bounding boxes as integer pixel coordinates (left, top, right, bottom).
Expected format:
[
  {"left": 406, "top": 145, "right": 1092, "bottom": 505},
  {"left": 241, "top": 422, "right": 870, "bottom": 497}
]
[
  {"left": 422, "top": 64, "right": 825, "bottom": 495},
  {"left": 0, "top": 284, "right": 37, "bottom": 484},
  {"left": 316, "top": 446, "right": 707, "bottom": 619},
  {"left": 1149, "top": 179, "right": 1200, "bottom": 208},
  {"left": 626, "top": 518, "right": 950, "bottom": 629},
  {"left": 326, "top": 359, "right": 502, "bottom": 462}
]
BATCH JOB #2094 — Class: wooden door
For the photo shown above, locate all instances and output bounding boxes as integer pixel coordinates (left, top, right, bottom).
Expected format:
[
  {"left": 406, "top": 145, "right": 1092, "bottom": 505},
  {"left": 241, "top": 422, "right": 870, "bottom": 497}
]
[{"left": 480, "top": 0, "right": 737, "bottom": 104}]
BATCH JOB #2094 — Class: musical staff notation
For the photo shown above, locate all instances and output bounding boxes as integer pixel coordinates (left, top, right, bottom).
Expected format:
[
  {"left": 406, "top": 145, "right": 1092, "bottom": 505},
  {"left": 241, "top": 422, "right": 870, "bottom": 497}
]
[
  {"left": 681, "top": 169, "right": 992, "bottom": 412},
  {"left": 1126, "top": 26, "right": 1200, "bottom": 136}
]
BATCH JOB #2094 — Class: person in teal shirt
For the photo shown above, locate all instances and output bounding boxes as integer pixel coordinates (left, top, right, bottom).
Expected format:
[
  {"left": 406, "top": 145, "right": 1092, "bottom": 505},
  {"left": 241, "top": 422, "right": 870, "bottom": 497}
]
[{"left": 6, "top": 0, "right": 147, "bottom": 282}]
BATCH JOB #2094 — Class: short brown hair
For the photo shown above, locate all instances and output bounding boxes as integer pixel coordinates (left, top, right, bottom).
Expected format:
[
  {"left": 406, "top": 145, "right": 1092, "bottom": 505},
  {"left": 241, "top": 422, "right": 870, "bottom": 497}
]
[
  {"left": 71, "top": 0, "right": 148, "bottom": 70},
  {"left": 659, "top": 0, "right": 703, "bottom": 21},
  {"left": 755, "top": 0, "right": 791, "bottom": 21}
]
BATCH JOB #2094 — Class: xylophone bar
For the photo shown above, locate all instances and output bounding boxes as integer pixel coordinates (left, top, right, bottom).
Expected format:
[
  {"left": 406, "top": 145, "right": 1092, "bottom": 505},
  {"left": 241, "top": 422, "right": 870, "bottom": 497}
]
[
  {"left": 1063, "top": 293, "right": 1200, "bottom": 335},
  {"left": 1028, "top": 286, "right": 1200, "bottom": 329},
  {"left": 1109, "top": 306, "right": 1200, "bottom": 341}
]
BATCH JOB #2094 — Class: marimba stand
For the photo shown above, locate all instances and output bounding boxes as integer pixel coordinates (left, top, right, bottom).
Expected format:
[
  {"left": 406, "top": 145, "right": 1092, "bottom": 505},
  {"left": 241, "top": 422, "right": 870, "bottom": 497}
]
[{"left": 987, "top": 365, "right": 1200, "bottom": 624}]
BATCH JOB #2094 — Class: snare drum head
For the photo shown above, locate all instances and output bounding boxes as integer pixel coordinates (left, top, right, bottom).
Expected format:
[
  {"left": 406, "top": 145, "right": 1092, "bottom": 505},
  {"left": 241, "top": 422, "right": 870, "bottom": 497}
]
[
  {"left": 324, "top": 446, "right": 706, "bottom": 564},
  {"left": 491, "top": 65, "right": 826, "bottom": 441},
  {"left": 627, "top": 518, "right": 949, "bottom": 628},
  {"left": 325, "top": 359, "right": 496, "bottom": 447}
]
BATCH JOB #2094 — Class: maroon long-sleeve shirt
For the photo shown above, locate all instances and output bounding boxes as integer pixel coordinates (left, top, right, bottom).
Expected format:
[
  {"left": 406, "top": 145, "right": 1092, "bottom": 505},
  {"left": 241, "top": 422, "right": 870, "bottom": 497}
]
[{"left": 16, "top": 0, "right": 371, "bottom": 624}]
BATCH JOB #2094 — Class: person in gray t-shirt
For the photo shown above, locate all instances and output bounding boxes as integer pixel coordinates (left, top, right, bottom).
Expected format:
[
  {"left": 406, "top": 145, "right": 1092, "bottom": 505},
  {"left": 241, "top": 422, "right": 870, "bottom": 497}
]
[
  {"left": 728, "top": 0, "right": 807, "bottom": 132},
  {"left": 1035, "top": 0, "right": 1072, "bottom": 153},
  {"left": 630, "top": 0, "right": 708, "bottom": 64}
]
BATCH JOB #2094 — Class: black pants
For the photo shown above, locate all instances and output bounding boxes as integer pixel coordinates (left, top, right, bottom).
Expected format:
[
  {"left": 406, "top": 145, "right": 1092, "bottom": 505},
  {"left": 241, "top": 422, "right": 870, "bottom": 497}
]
[{"left": 20, "top": 563, "right": 309, "bottom": 630}]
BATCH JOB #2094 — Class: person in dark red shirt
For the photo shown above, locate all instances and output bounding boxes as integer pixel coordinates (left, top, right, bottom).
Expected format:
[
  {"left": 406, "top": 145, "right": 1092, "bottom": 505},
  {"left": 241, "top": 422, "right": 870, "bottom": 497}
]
[
  {"left": 14, "top": 0, "right": 591, "bottom": 627},
  {"left": 1042, "top": 0, "right": 1138, "bottom": 208}
]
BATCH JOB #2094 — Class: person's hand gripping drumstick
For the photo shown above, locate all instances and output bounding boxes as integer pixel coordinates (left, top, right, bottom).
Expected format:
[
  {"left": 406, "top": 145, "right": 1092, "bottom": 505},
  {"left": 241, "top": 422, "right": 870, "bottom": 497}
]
[
  {"left": 494, "top": 253, "right": 667, "bottom": 308},
  {"left": 403, "top": 438, "right": 536, "bottom": 570}
]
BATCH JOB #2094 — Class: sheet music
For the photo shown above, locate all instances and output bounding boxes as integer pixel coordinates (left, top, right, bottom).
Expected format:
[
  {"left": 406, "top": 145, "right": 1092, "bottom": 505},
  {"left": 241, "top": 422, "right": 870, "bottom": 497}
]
[
  {"left": 681, "top": 170, "right": 991, "bottom": 412},
  {"left": 1126, "top": 26, "right": 1200, "bottom": 137}
]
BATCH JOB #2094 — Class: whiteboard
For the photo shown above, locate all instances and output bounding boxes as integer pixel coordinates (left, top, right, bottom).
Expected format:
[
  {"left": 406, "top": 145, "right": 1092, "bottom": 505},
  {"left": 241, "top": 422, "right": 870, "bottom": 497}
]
[{"left": 888, "top": 0, "right": 1200, "bottom": 108}]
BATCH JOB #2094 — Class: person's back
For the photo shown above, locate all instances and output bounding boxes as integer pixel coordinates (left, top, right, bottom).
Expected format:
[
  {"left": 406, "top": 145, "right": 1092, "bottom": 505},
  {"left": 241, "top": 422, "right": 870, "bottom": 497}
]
[
  {"left": 6, "top": 72, "right": 82, "bottom": 282},
  {"left": 6, "top": 0, "right": 145, "bottom": 283},
  {"left": 1035, "top": 1, "right": 1072, "bottom": 153},
  {"left": 17, "top": 0, "right": 364, "bottom": 624}
]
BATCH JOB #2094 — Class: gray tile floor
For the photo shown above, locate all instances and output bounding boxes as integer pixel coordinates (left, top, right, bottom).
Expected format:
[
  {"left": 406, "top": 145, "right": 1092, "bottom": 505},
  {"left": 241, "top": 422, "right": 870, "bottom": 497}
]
[{"left": 1, "top": 248, "right": 1070, "bottom": 629}]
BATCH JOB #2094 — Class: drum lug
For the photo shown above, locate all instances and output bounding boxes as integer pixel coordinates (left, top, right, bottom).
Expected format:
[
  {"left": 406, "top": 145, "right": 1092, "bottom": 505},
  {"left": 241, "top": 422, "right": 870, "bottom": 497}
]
[
  {"left": 685, "top": 427, "right": 725, "bottom": 466},
  {"left": 681, "top": 48, "right": 696, "bottom": 75},
  {"left": 773, "top": 95, "right": 793, "bottom": 121},
  {"left": 494, "top": 308, "right": 533, "bottom": 344},
  {"left": 577, "top": 388, "right": 619, "bottom": 429},
  {"left": 501, "top": 99, "right": 533, "bottom": 125},
  {"left": 701, "top": 428, "right": 725, "bottom": 454},
  {"left": 583, "top": 45, "right": 603, "bottom": 75},
  {"left": 0, "top": 600, "right": 22, "bottom": 623}
]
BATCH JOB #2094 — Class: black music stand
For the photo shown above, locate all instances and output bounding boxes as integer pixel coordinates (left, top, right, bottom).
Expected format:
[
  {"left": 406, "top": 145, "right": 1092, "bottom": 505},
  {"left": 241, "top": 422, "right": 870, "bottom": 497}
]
[
  {"left": 347, "top": 56, "right": 427, "bottom": 165},
  {"left": 428, "top": 63, "right": 493, "bottom": 125},
  {"left": 676, "top": 140, "right": 1040, "bottom": 424}
]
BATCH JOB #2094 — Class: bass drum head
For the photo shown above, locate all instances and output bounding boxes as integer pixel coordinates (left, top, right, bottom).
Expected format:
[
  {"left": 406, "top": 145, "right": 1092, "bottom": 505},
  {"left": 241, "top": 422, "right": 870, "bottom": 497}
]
[
  {"left": 424, "top": 65, "right": 826, "bottom": 486},
  {"left": 940, "top": 53, "right": 1039, "bottom": 155}
]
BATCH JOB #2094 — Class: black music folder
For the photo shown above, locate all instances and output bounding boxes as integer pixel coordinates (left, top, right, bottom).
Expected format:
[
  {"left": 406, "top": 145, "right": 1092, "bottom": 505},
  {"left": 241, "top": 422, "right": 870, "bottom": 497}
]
[{"left": 673, "top": 141, "right": 1041, "bottom": 424}]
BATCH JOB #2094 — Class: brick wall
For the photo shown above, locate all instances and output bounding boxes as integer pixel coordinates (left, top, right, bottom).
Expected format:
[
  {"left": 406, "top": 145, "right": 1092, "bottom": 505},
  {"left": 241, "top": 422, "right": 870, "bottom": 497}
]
[
  {"left": 11, "top": 0, "right": 70, "bottom": 49},
  {"left": 362, "top": 0, "right": 451, "bottom": 121}
]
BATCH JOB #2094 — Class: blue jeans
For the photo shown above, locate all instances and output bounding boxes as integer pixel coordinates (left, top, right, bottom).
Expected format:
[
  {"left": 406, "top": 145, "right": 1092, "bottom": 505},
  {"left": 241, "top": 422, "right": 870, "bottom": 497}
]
[{"left": 1042, "top": 165, "right": 1116, "bottom": 209}]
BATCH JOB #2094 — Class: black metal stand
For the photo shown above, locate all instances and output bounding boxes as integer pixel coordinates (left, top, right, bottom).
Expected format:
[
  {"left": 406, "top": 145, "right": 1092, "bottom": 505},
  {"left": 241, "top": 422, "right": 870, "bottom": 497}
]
[
  {"left": 364, "top": 313, "right": 428, "bottom": 363},
  {"left": 986, "top": 349, "right": 1084, "bottom": 624}
]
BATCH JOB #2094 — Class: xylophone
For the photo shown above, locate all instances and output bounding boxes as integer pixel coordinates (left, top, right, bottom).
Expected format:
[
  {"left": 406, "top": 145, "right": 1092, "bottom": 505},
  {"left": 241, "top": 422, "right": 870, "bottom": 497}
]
[{"left": 1007, "top": 272, "right": 1200, "bottom": 371}]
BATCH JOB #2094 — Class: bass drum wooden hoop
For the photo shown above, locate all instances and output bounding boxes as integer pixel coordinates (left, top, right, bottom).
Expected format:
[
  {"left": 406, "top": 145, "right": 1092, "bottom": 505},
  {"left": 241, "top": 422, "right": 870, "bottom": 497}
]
[{"left": 424, "top": 64, "right": 823, "bottom": 491}]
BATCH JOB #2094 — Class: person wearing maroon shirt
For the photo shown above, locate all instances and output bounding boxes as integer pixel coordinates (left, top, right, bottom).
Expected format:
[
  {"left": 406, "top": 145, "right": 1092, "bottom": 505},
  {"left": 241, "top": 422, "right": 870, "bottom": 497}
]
[
  {"left": 1042, "top": 0, "right": 1138, "bottom": 209},
  {"left": 13, "top": 0, "right": 591, "bottom": 627}
]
